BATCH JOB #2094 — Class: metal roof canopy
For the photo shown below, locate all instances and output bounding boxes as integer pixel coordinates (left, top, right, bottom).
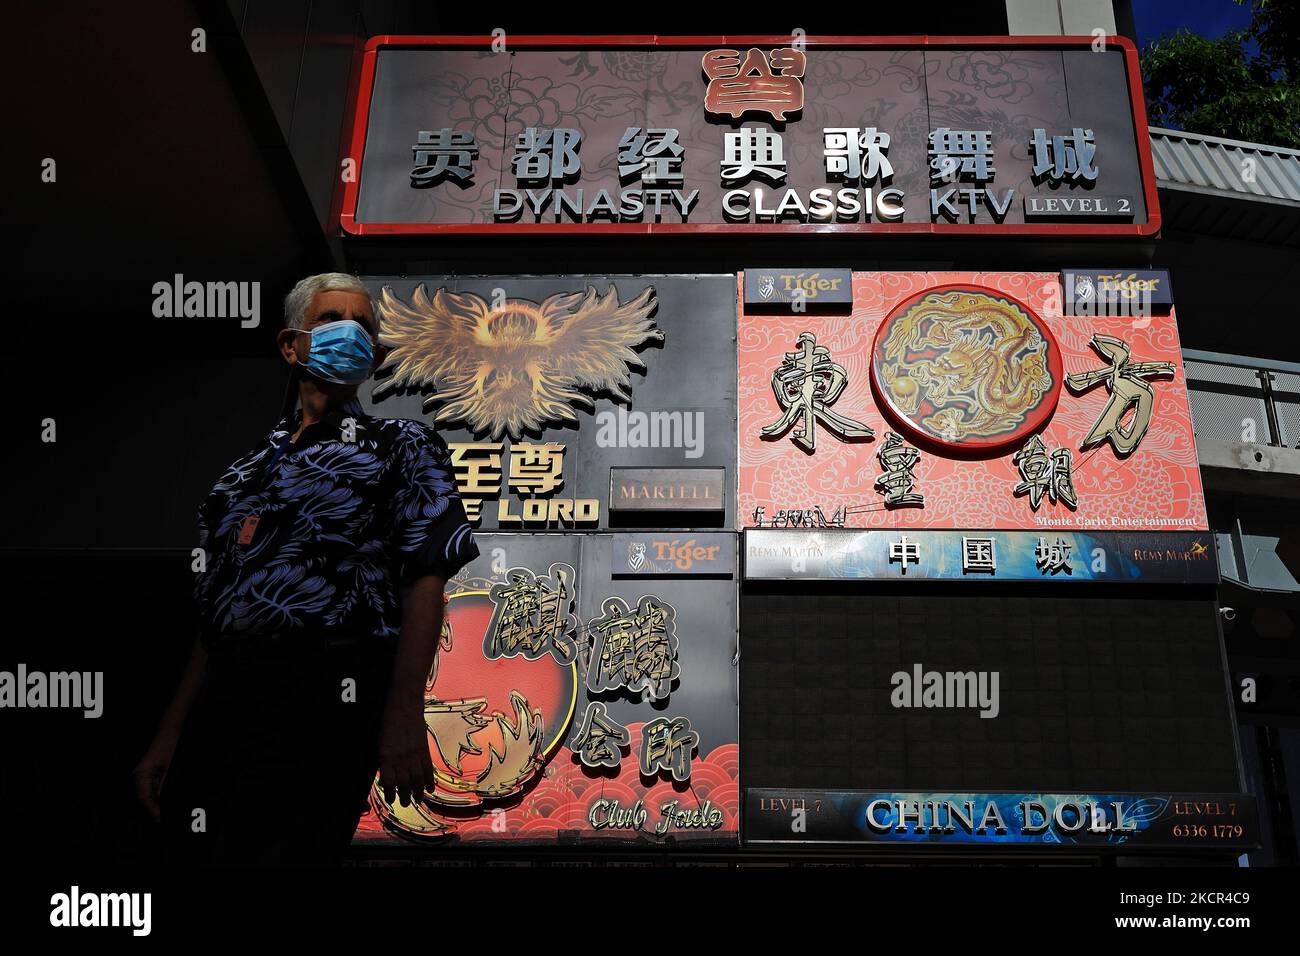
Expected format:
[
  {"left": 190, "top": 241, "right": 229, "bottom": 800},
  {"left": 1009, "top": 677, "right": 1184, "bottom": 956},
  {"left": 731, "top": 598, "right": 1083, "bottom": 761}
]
[
  {"left": 1151, "top": 127, "right": 1300, "bottom": 246},
  {"left": 1151, "top": 127, "right": 1300, "bottom": 206}
]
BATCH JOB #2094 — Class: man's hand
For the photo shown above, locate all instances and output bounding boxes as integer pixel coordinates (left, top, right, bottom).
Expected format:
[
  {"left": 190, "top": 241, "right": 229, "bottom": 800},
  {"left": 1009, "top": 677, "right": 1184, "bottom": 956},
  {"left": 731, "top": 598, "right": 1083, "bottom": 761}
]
[
  {"left": 377, "top": 697, "right": 433, "bottom": 808},
  {"left": 379, "top": 574, "right": 445, "bottom": 807},
  {"left": 133, "top": 730, "right": 179, "bottom": 822},
  {"left": 135, "top": 635, "right": 208, "bottom": 823}
]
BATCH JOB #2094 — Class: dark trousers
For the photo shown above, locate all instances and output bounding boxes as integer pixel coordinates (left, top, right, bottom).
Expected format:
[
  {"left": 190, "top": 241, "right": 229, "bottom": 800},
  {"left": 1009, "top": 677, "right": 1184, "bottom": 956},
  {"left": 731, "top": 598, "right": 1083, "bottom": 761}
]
[{"left": 159, "top": 637, "right": 395, "bottom": 866}]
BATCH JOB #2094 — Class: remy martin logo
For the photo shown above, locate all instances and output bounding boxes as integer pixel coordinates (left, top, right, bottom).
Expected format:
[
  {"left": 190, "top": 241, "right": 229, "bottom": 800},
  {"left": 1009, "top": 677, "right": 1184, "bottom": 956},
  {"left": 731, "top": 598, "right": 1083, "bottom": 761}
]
[
  {"left": 376, "top": 284, "right": 662, "bottom": 440},
  {"left": 1133, "top": 539, "right": 1211, "bottom": 562}
]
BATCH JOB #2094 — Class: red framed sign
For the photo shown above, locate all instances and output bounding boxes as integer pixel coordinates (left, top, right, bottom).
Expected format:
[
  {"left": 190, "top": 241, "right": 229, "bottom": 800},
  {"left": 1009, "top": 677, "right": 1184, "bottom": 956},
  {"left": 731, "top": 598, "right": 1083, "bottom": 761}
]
[{"left": 339, "top": 35, "right": 1161, "bottom": 237}]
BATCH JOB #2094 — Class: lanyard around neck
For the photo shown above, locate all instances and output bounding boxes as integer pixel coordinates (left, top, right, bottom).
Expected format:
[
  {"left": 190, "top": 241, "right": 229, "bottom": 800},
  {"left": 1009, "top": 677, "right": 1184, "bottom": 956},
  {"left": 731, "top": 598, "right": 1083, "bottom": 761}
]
[{"left": 257, "top": 428, "right": 296, "bottom": 489}]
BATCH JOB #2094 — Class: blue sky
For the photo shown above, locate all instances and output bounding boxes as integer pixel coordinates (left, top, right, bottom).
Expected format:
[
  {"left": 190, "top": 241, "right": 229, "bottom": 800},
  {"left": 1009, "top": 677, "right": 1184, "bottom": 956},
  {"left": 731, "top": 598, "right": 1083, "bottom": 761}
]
[{"left": 1132, "top": 0, "right": 1254, "bottom": 50}]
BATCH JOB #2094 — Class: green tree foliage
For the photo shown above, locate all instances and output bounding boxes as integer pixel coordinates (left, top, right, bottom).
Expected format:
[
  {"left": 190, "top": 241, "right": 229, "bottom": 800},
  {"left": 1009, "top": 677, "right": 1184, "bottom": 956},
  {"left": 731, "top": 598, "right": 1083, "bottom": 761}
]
[{"left": 1141, "top": 0, "right": 1300, "bottom": 148}]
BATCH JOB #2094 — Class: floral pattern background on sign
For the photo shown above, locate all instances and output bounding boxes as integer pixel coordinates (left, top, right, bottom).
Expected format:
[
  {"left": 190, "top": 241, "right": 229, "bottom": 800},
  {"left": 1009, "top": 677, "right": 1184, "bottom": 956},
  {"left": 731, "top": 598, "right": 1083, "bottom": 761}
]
[
  {"left": 353, "top": 733, "right": 741, "bottom": 844},
  {"left": 737, "top": 272, "right": 1207, "bottom": 531}
]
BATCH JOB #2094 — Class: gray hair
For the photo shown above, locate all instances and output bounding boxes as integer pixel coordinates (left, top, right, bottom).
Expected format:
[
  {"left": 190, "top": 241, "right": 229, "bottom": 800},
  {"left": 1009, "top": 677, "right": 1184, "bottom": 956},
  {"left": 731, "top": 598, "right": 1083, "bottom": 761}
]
[{"left": 283, "top": 272, "right": 372, "bottom": 330}]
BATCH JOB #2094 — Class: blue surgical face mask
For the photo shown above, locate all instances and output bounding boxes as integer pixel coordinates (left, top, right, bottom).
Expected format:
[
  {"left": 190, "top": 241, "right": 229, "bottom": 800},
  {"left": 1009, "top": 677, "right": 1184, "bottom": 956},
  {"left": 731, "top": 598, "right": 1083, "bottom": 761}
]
[{"left": 294, "top": 319, "right": 375, "bottom": 385}]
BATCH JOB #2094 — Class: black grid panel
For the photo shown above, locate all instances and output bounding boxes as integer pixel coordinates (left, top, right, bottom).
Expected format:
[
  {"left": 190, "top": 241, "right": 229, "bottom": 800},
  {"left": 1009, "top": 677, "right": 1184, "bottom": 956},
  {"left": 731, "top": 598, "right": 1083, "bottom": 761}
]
[{"left": 740, "top": 588, "right": 1241, "bottom": 794}]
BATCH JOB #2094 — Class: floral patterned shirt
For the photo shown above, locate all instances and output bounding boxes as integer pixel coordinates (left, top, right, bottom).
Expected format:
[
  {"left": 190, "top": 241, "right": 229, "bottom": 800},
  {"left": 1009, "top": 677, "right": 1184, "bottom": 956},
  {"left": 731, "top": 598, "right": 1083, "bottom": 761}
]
[{"left": 192, "top": 395, "right": 478, "bottom": 647}]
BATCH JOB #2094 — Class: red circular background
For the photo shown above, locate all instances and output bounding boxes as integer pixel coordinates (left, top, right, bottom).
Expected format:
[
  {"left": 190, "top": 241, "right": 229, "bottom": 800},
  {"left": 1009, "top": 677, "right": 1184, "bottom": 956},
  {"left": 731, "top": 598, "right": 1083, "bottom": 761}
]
[
  {"left": 424, "top": 591, "right": 578, "bottom": 802},
  {"left": 869, "top": 284, "right": 1063, "bottom": 455}
]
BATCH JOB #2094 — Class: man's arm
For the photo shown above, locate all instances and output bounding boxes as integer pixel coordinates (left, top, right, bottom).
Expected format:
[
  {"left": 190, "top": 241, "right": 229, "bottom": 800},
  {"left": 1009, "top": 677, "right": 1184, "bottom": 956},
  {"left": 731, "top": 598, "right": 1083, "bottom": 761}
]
[
  {"left": 133, "top": 634, "right": 208, "bottom": 821},
  {"left": 377, "top": 421, "right": 479, "bottom": 807},
  {"left": 377, "top": 574, "right": 443, "bottom": 807}
]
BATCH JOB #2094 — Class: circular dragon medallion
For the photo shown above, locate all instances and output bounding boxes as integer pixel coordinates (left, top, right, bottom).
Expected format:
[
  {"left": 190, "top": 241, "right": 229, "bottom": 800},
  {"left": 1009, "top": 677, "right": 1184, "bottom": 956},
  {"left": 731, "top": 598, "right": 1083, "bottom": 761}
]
[{"left": 870, "top": 285, "right": 1063, "bottom": 454}]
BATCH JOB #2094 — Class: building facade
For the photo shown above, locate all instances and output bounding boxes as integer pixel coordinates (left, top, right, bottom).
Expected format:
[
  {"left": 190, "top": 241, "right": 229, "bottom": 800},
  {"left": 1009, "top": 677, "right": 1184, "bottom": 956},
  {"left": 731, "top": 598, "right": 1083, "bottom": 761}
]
[{"left": 12, "top": 1, "right": 1296, "bottom": 867}]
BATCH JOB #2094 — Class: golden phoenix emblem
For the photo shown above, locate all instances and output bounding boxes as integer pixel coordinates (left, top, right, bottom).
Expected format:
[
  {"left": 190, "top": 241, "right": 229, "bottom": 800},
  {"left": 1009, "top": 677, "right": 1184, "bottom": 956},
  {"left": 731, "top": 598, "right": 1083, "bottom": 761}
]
[{"left": 375, "top": 284, "right": 662, "bottom": 440}]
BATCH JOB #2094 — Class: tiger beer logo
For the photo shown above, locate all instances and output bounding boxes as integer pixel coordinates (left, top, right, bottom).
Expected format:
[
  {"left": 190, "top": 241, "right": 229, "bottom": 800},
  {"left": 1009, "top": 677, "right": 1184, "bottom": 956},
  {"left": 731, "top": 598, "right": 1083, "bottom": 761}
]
[
  {"left": 744, "top": 269, "right": 853, "bottom": 309},
  {"left": 613, "top": 533, "right": 735, "bottom": 576},
  {"left": 628, "top": 541, "right": 647, "bottom": 571},
  {"left": 769, "top": 271, "right": 845, "bottom": 299},
  {"left": 646, "top": 538, "right": 723, "bottom": 571},
  {"left": 1063, "top": 270, "right": 1173, "bottom": 314},
  {"left": 1097, "top": 272, "right": 1164, "bottom": 298}
]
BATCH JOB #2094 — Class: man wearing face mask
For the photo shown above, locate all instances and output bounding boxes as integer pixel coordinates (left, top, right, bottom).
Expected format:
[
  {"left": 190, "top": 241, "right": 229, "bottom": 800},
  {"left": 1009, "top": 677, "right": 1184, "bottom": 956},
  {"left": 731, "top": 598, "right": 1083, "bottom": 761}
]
[{"left": 135, "top": 272, "right": 479, "bottom": 866}]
